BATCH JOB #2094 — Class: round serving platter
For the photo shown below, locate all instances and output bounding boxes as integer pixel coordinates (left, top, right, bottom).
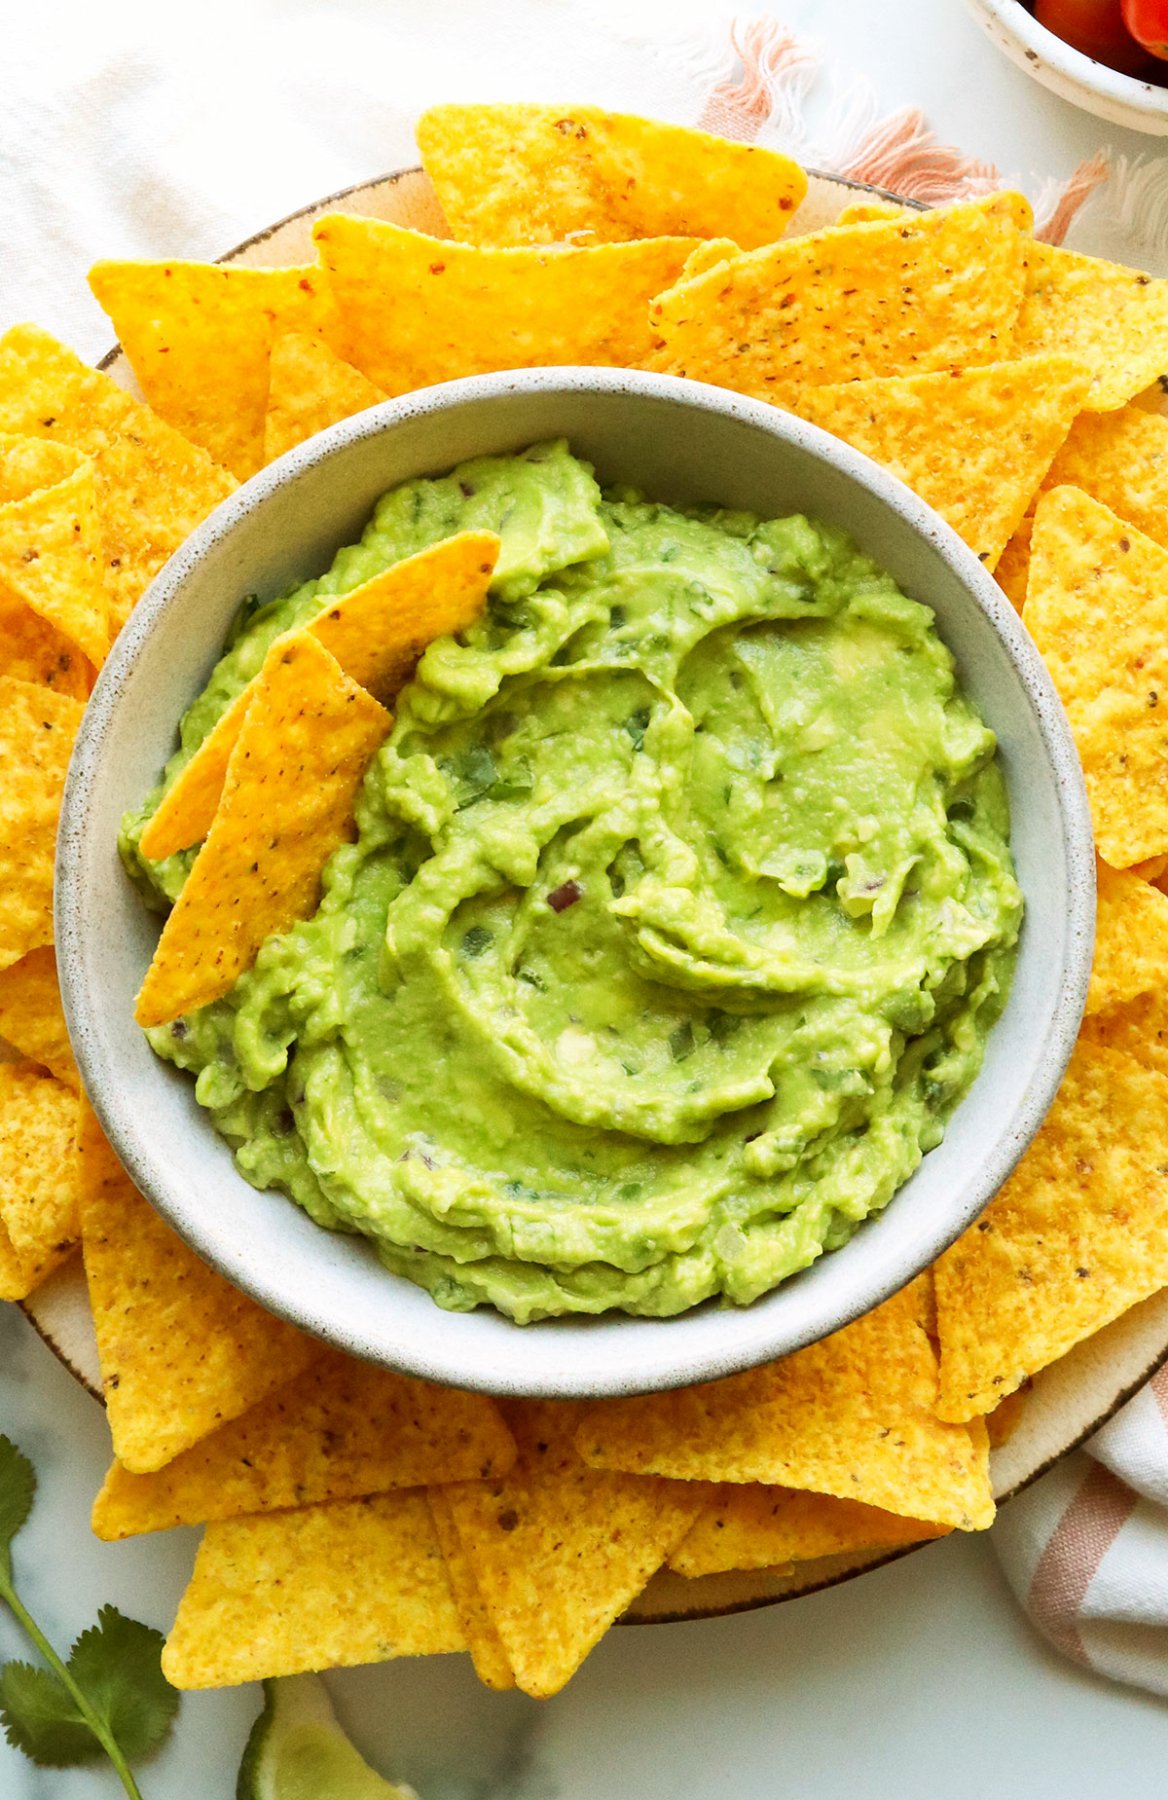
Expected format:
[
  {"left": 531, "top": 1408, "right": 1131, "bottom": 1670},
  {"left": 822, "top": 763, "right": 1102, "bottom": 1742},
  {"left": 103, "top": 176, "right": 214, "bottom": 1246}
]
[{"left": 21, "top": 162, "right": 1168, "bottom": 1626}]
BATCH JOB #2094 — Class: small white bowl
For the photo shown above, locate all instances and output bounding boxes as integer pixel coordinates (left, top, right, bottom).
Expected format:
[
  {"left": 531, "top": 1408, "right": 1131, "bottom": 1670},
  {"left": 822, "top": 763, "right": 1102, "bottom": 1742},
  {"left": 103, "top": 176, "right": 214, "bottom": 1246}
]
[
  {"left": 56, "top": 367, "right": 1095, "bottom": 1398},
  {"left": 967, "top": 0, "right": 1168, "bottom": 134}
]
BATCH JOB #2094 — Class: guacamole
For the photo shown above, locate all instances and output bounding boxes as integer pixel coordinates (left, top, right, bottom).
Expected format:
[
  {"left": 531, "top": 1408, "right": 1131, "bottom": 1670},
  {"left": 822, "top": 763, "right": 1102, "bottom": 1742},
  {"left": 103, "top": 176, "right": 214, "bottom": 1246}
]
[{"left": 125, "top": 441, "right": 1022, "bottom": 1323}]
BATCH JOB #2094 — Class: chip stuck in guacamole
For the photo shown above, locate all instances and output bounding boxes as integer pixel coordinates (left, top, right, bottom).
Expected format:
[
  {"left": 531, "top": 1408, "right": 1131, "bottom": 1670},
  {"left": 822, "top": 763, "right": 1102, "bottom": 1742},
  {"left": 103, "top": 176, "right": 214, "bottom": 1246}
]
[{"left": 124, "top": 441, "right": 1021, "bottom": 1323}]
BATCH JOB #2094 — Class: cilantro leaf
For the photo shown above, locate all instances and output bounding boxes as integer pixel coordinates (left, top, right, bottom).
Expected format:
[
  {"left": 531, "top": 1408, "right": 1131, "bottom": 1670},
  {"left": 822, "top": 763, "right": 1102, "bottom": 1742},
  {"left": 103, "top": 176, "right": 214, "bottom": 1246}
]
[
  {"left": 0, "top": 1661, "right": 99, "bottom": 1766},
  {"left": 0, "top": 1437, "right": 35, "bottom": 1582},
  {"left": 67, "top": 1608, "right": 179, "bottom": 1761}
]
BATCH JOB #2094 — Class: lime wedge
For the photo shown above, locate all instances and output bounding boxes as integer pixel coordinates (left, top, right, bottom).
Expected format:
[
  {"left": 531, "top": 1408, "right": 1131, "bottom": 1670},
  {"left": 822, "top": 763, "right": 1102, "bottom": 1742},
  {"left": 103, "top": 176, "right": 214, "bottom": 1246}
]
[{"left": 237, "top": 1674, "right": 419, "bottom": 1800}]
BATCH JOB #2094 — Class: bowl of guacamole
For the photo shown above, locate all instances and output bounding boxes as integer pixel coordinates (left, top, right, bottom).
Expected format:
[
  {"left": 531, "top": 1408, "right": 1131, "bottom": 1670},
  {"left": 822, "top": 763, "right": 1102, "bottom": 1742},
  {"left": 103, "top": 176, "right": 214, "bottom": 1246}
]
[{"left": 58, "top": 368, "right": 1094, "bottom": 1396}]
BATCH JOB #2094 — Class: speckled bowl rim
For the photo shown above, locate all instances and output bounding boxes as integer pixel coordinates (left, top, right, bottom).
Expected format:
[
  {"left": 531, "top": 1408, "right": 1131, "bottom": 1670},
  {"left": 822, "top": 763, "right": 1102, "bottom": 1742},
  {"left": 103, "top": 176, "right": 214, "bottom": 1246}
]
[
  {"left": 56, "top": 365, "right": 1095, "bottom": 1398},
  {"left": 966, "top": 0, "right": 1168, "bottom": 132}
]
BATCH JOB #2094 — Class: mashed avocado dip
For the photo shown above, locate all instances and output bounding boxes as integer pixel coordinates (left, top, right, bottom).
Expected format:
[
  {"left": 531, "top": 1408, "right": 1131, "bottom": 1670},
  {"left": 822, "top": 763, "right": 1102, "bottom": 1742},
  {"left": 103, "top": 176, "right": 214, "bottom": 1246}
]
[{"left": 124, "top": 441, "right": 1021, "bottom": 1324}]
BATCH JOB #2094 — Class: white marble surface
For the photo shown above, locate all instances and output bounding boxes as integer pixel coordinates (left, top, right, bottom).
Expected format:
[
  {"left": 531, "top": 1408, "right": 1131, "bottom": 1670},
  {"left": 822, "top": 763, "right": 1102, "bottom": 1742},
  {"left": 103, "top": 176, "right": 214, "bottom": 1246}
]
[{"left": 6, "top": 0, "right": 1168, "bottom": 1793}]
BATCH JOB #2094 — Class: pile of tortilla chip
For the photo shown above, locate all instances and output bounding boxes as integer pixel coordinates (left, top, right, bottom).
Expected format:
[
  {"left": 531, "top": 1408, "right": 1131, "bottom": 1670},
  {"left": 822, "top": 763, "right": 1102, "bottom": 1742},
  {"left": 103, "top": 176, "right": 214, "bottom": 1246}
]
[{"left": 6, "top": 99, "right": 1168, "bottom": 1701}]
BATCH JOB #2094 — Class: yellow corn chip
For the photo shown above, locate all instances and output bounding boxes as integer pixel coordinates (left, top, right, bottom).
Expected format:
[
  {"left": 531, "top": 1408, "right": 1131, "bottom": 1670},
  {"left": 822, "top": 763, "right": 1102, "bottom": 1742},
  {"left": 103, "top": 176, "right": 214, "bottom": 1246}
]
[
  {"left": 77, "top": 1098, "right": 317, "bottom": 1472},
  {"left": 576, "top": 1286, "right": 994, "bottom": 1530},
  {"left": 0, "top": 326, "right": 235, "bottom": 629},
  {"left": 263, "top": 332, "right": 387, "bottom": 466},
  {"left": 139, "top": 531, "right": 497, "bottom": 860},
  {"left": 1131, "top": 853, "right": 1168, "bottom": 881},
  {"left": 1089, "top": 856, "right": 1168, "bottom": 1014},
  {"left": 668, "top": 1484, "right": 947, "bottom": 1578},
  {"left": 1040, "top": 404, "right": 1168, "bottom": 548},
  {"left": 441, "top": 1401, "right": 706, "bottom": 1698},
  {"left": 1081, "top": 985, "right": 1168, "bottom": 1083},
  {"left": 417, "top": 103, "right": 807, "bottom": 250},
  {"left": 936, "top": 1037, "right": 1168, "bottom": 1421},
  {"left": 985, "top": 1382, "right": 1031, "bottom": 1448},
  {"left": 0, "top": 1061, "right": 78, "bottom": 1300},
  {"left": 1024, "top": 487, "right": 1168, "bottom": 867},
  {"left": 313, "top": 214, "right": 701, "bottom": 396},
  {"left": 427, "top": 1487, "right": 516, "bottom": 1692},
  {"left": 678, "top": 237, "right": 741, "bottom": 282},
  {"left": 162, "top": 1491, "right": 464, "bottom": 1689},
  {"left": 88, "top": 261, "right": 341, "bottom": 480},
  {"left": 834, "top": 199, "right": 914, "bottom": 225},
  {"left": 790, "top": 355, "right": 1090, "bottom": 570},
  {"left": 0, "top": 594, "right": 90, "bottom": 700},
  {"left": 1014, "top": 242, "right": 1168, "bottom": 413},
  {"left": 135, "top": 635, "right": 390, "bottom": 1026},
  {"left": 0, "top": 436, "right": 109, "bottom": 671},
  {"left": 0, "top": 677, "right": 84, "bottom": 972},
  {"left": 0, "top": 948, "right": 79, "bottom": 1087},
  {"left": 995, "top": 513, "right": 1033, "bottom": 611},
  {"left": 649, "top": 195, "right": 1030, "bottom": 400},
  {"left": 91, "top": 1345, "right": 516, "bottom": 1539}
]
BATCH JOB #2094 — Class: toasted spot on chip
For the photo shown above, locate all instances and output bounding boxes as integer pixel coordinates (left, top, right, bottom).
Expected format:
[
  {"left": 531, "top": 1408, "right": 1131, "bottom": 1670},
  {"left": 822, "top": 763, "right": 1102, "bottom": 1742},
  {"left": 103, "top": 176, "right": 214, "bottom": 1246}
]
[
  {"left": 427, "top": 1486, "right": 516, "bottom": 1691},
  {"left": 0, "top": 948, "right": 78, "bottom": 1087},
  {"left": 1040, "top": 403, "right": 1168, "bottom": 549},
  {"left": 0, "top": 326, "right": 235, "bottom": 628},
  {"left": 790, "top": 355, "right": 1090, "bottom": 571},
  {"left": 1014, "top": 242, "right": 1168, "bottom": 413},
  {"left": 263, "top": 332, "right": 387, "bottom": 466},
  {"left": 77, "top": 1098, "right": 317, "bottom": 1472},
  {"left": 140, "top": 532, "right": 496, "bottom": 861},
  {"left": 936, "top": 1038, "right": 1168, "bottom": 1421},
  {"left": 649, "top": 195, "right": 1030, "bottom": 400},
  {"left": 668, "top": 1484, "right": 946, "bottom": 1578},
  {"left": 440, "top": 1400, "right": 707, "bottom": 1698},
  {"left": 418, "top": 104, "right": 806, "bottom": 250},
  {"left": 91, "top": 1346, "right": 516, "bottom": 1539},
  {"left": 0, "top": 677, "right": 84, "bottom": 971},
  {"left": 162, "top": 1491, "right": 464, "bottom": 1688},
  {"left": 0, "top": 1061, "right": 78, "bottom": 1300},
  {"left": 1089, "top": 856, "right": 1168, "bottom": 1014},
  {"left": 1025, "top": 487, "right": 1168, "bottom": 867},
  {"left": 88, "top": 261, "right": 341, "bottom": 480},
  {"left": 576, "top": 1286, "right": 994, "bottom": 1530},
  {"left": 994, "top": 513, "right": 1033, "bottom": 612},
  {"left": 312, "top": 214, "right": 701, "bottom": 396},
  {"left": 0, "top": 435, "right": 109, "bottom": 671},
  {"left": 135, "top": 635, "right": 390, "bottom": 1026}
]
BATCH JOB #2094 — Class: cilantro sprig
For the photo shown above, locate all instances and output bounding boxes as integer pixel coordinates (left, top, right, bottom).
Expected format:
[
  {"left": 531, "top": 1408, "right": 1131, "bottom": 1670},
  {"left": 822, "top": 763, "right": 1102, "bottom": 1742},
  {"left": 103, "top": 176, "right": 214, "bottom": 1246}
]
[{"left": 0, "top": 1435, "right": 179, "bottom": 1797}]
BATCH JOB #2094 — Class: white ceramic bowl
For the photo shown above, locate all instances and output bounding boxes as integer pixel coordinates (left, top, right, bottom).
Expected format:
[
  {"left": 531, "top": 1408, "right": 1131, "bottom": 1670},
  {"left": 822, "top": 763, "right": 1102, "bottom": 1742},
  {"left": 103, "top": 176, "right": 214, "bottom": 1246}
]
[
  {"left": 56, "top": 366, "right": 1095, "bottom": 1398},
  {"left": 967, "top": 0, "right": 1168, "bottom": 133}
]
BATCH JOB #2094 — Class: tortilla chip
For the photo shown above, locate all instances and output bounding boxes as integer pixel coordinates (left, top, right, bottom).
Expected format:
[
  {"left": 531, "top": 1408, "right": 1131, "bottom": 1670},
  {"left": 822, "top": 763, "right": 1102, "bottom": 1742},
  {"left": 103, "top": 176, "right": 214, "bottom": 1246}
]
[
  {"left": 1131, "top": 854, "right": 1168, "bottom": 881},
  {"left": 0, "top": 436, "right": 108, "bottom": 671},
  {"left": 790, "top": 354, "right": 1090, "bottom": 570},
  {"left": 135, "top": 635, "right": 390, "bottom": 1026},
  {"left": 417, "top": 104, "right": 807, "bottom": 250},
  {"left": 440, "top": 1401, "right": 706, "bottom": 1698},
  {"left": 678, "top": 238, "right": 741, "bottom": 282},
  {"left": 313, "top": 214, "right": 701, "bottom": 396},
  {"left": 0, "top": 1061, "right": 78, "bottom": 1300},
  {"left": 162, "top": 1490, "right": 464, "bottom": 1689},
  {"left": 263, "top": 332, "right": 387, "bottom": 466},
  {"left": 1089, "top": 856, "right": 1168, "bottom": 1014},
  {"left": 77, "top": 1098, "right": 317, "bottom": 1472},
  {"left": 936, "top": 1037, "right": 1168, "bottom": 1421},
  {"left": 1014, "top": 242, "right": 1168, "bottom": 413},
  {"left": 0, "top": 326, "right": 235, "bottom": 629},
  {"left": 576, "top": 1286, "right": 994, "bottom": 1530},
  {"left": 985, "top": 1382, "right": 1031, "bottom": 1448},
  {"left": 668, "top": 1485, "right": 947, "bottom": 1578},
  {"left": 994, "top": 514, "right": 1033, "bottom": 611},
  {"left": 91, "top": 1346, "right": 516, "bottom": 1539},
  {"left": 427, "top": 1487, "right": 515, "bottom": 1691},
  {"left": 1040, "top": 404, "right": 1168, "bottom": 550},
  {"left": 1081, "top": 985, "right": 1168, "bottom": 1083},
  {"left": 0, "top": 677, "right": 84, "bottom": 972},
  {"left": 648, "top": 195, "right": 1030, "bottom": 401},
  {"left": 1024, "top": 487, "right": 1168, "bottom": 867},
  {"left": 139, "top": 532, "right": 496, "bottom": 860},
  {"left": 834, "top": 199, "right": 914, "bottom": 225},
  {"left": 0, "top": 948, "right": 79, "bottom": 1087},
  {"left": 0, "top": 594, "right": 90, "bottom": 700},
  {"left": 88, "top": 262, "right": 340, "bottom": 481}
]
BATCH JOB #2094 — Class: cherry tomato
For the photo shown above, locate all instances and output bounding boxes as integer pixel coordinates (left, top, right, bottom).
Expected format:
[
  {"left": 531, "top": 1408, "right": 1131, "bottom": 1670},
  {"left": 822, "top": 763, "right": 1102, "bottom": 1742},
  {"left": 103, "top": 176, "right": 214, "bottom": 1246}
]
[
  {"left": 1122, "top": 0, "right": 1168, "bottom": 58},
  {"left": 1035, "top": 0, "right": 1154, "bottom": 73}
]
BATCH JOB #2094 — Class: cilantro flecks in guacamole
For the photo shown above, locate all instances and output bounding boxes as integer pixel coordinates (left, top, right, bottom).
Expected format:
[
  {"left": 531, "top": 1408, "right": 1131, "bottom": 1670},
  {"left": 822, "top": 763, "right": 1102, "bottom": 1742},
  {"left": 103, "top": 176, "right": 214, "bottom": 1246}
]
[{"left": 125, "top": 441, "right": 1021, "bottom": 1324}]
